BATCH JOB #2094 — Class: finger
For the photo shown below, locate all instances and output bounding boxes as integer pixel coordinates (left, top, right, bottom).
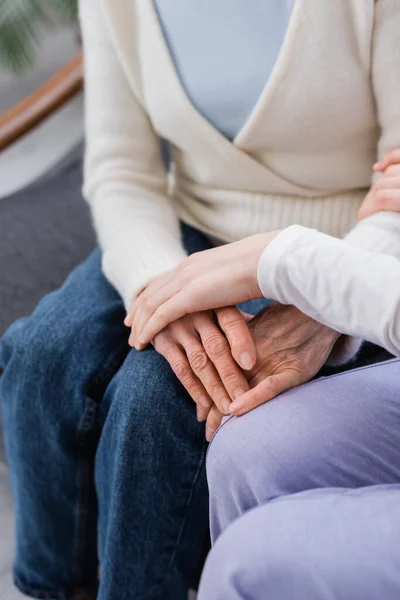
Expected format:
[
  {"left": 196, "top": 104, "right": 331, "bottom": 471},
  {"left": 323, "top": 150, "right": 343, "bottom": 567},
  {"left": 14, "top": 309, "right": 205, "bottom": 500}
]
[
  {"left": 125, "top": 295, "right": 143, "bottom": 328},
  {"left": 154, "top": 338, "right": 213, "bottom": 419},
  {"left": 124, "top": 313, "right": 133, "bottom": 327},
  {"left": 373, "top": 176, "right": 400, "bottom": 191},
  {"left": 131, "top": 280, "right": 180, "bottom": 350},
  {"left": 128, "top": 270, "right": 178, "bottom": 344},
  {"left": 184, "top": 337, "right": 233, "bottom": 415},
  {"left": 229, "top": 370, "right": 302, "bottom": 416},
  {"left": 197, "top": 319, "right": 250, "bottom": 409},
  {"left": 205, "top": 405, "right": 224, "bottom": 442},
  {"left": 374, "top": 149, "right": 400, "bottom": 172},
  {"left": 197, "top": 402, "right": 213, "bottom": 423},
  {"left": 376, "top": 189, "right": 400, "bottom": 211},
  {"left": 216, "top": 307, "right": 257, "bottom": 370},
  {"left": 139, "top": 289, "right": 201, "bottom": 347},
  {"left": 133, "top": 282, "right": 181, "bottom": 350},
  {"left": 125, "top": 282, "right": 151, "bottom": 328},
  {"left": 383, "top": 164, "right": 400, "bottom": 177}
]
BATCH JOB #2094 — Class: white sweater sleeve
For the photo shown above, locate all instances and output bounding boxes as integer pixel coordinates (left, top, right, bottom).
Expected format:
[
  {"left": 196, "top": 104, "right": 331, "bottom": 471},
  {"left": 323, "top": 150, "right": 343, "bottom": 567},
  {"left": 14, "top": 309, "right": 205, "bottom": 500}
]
[
  {"left": 79, "top": 0, "right": 187, "bottom": 309},
  {"left": 258, "top": 222, "right": 400, "bottom": 358}
]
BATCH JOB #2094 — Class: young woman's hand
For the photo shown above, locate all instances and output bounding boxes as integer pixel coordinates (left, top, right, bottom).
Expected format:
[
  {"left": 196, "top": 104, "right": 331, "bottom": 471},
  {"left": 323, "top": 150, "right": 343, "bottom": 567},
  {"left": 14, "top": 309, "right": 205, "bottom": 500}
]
[
  {"left": 146, "top": 308, "right": 254, "bottom": 428},
  {"left": 226, "top": 303, "right": 340, "bottom": 418},
  {"left": 358, "top": 149, "right": 400, "bottom": 221},
  {"left": 126, "top": 230, "right": 281, "bottom": 349}
]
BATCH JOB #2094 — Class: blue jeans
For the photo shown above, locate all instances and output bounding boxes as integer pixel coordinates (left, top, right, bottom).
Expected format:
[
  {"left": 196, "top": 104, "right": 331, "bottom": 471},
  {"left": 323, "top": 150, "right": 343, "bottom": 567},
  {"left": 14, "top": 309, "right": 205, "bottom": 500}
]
[{"left": 0, "top": 224, "right": 268, "bottom": 600}]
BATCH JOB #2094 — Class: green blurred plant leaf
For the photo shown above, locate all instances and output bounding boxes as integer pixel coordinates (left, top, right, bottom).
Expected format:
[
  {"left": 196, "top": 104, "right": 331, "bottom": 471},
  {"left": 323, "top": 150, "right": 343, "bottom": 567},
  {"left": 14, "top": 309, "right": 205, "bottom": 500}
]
[{"left": 0, "top": 0, "right": 78, "bottom": 74}]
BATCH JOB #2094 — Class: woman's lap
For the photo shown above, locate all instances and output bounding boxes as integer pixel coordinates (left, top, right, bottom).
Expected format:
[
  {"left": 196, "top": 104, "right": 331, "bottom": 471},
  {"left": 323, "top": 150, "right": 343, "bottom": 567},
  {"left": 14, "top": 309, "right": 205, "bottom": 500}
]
[
  {"left": 199, "top": 484, "right": 400, "bottom": 600},
  {"left": 207, "top": 357, "right": 400, "bottom": 539},
  {"left": 0, "top": 224, "right": 215, "bottom": 599},
  {"left": 2, "top": 219, "right": 398, "bottom": 593}
]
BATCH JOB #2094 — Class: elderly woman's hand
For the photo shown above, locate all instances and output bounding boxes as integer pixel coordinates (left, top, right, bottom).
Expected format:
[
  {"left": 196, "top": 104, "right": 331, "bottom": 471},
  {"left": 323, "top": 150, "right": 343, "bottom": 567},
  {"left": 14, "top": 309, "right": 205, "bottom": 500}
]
[
  {"left": 358, "top": 149, "right": 400, "bottom": 221},
  {"left": 126, "top": 230, "right": 282, "bottom": 348},
  {"left": 138, "top": 308, "right": 255, "bottom": 427},
  {"left": 226, "top": 303, "right": 341, "bottom": 418}
]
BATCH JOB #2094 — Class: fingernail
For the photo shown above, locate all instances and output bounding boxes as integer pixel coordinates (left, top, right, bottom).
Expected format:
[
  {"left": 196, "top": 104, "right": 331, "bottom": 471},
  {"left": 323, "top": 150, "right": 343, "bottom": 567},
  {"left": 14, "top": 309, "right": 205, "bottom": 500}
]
[
  {"left": 239, "top": 352, "right": 253, "bottom": 370},
  {"left": 229, "top": 402, "right": 240, "bottom": 414},
  {"left": 233, "top": 388, "right": 246, "bottom": 401},
  {"left": 222, "top": 398, "right": 231, "bottom": 414},
  {"left": 206, "top": 427, "right": 215, "bottom": 441}
]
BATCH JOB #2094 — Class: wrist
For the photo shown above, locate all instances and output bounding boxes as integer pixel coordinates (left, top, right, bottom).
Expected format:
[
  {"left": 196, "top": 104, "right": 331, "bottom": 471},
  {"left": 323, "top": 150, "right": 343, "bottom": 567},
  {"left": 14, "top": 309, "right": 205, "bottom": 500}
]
[{"left": 250, "top": 230, "right": 283, "bottom": 296}]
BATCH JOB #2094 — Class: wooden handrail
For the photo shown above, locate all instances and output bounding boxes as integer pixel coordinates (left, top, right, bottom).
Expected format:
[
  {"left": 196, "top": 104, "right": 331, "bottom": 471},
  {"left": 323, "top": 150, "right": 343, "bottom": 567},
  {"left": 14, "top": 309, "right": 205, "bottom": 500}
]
[{"left": 0, "top": 51, "right": 83, "bottom": 152}]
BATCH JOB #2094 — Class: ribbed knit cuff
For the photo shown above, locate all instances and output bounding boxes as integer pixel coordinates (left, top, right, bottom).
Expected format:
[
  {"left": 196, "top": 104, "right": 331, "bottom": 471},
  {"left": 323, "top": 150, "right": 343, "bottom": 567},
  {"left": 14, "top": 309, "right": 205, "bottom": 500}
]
[{"left": 102, "top": 230, "right": 187, "bottom": 310}]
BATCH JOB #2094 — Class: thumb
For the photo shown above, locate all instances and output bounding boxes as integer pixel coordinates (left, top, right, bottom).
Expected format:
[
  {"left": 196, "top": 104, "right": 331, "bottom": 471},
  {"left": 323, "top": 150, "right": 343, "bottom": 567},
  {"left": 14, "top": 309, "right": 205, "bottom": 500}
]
[
  {"left": 229, "top": 370, "right": 301, "bottom": 416},
  {"left": 216, "top": 307, "right": 257, "bottom": 370}
]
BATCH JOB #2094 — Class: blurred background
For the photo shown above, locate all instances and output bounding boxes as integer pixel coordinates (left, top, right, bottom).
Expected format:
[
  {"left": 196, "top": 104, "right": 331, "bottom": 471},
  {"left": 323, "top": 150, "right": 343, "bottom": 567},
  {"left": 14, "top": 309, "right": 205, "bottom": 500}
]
[{"left": 0, "top": 3, "right": 95, "bottom": 598}]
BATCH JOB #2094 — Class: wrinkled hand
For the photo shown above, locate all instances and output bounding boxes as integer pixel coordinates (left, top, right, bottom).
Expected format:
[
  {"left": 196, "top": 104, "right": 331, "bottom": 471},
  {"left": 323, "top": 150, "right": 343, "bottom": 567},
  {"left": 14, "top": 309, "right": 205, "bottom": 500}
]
[
  {"left": 358, "top": 149, "right": 400, "bottom": 221},
  {"left": 125, "top": 231, "right": 281, "bottom": 348},
  {"left": 227, "top": 303, "right": 341, "bottom": 418},
  {"left": 139, "top": 308, "right": 254, "bottom": 436}
]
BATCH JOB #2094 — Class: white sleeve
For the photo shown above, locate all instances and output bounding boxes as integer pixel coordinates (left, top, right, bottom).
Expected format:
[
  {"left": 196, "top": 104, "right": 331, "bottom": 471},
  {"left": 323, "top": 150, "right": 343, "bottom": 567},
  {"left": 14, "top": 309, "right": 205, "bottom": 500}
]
[
  {"left": 79, "top": 0, "right": 187, "bottom": 309},
  {"left": 319, "top": 0, "right": 400, "bottom": 362},
  {"left": 258, "top": 224, "right": 400, "bottom": 358}
]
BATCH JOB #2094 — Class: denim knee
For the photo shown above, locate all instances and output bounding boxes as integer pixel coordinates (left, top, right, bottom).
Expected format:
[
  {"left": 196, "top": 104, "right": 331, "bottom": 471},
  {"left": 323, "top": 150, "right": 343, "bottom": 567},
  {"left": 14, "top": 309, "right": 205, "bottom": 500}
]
[
  {"left": 0, "top": 301, "right": 105, "bottom": 452},
  {"left": 98, "top": 346, "right": 198, "bottom": 442}
]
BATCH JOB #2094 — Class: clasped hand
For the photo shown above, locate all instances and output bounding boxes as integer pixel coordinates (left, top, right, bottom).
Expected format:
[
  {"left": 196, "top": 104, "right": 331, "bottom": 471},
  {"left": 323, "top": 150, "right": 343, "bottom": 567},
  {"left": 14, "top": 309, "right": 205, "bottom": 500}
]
[
  {"left": 126, "top": 148, "right": 400, "bottom": 439},
  {"left": 125, "top": 232, "right": 339, "bottom": 440}
]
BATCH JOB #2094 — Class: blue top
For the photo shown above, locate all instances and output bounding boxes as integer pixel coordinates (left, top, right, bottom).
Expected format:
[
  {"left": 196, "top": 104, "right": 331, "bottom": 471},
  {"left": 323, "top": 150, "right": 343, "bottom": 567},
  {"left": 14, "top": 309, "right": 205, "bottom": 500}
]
[{"left": 154, "top": 0, "right": 295, "bottom": 140}]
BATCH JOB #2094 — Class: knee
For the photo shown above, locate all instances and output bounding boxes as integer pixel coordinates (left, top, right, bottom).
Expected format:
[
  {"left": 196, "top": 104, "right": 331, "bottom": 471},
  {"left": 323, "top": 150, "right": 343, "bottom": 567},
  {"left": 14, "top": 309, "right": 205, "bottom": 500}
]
[
  {"left": 199, "top": 509, "right": 299, "bottom": 600},
  {"left": 207, "top": 411, "right": 286, "bottom": 513},
  {"left": 0, "top": 302, "right": 88, "bottom": 432},
  {"left": 1, "top": 303, "right": 71, "bottom": 379},
  {"left": 200, "top": 504, "right": 324, "bottom": 600},
  {"left": 206, "top": 394, "right": 331, "bottom": 536},
  {"left": 96, "top": 348, "right": 205, "bottom": 490},
  {"left": 100, "top": 348, "right": 201, "bottom": 441}
]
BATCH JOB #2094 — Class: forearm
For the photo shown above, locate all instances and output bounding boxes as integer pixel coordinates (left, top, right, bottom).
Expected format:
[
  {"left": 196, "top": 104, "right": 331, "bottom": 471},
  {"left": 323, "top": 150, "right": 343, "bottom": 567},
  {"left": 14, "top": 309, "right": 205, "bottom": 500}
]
[
  {"left": 87, "top": 179, "right": 187, "bottom": 310},
  {"left": 80, "top": 0, "right": 186, "bottom": 309},
  {"left": 258, "top": 224, "right": 400, "bottom": 357}
]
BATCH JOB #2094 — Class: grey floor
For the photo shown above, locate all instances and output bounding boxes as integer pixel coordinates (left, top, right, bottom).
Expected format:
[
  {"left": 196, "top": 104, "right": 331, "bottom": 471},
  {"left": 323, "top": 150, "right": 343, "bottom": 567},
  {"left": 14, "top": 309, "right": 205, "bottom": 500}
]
[{"left": 0, "top": 464, "right": 24, "bottom": 600}]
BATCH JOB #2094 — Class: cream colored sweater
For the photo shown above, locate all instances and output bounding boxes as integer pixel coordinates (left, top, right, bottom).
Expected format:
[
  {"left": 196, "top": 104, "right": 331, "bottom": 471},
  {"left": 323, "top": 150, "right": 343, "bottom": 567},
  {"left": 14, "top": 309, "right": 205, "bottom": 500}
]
[{"left": 79, "top": 0, "right": 400, "bottom": 309}]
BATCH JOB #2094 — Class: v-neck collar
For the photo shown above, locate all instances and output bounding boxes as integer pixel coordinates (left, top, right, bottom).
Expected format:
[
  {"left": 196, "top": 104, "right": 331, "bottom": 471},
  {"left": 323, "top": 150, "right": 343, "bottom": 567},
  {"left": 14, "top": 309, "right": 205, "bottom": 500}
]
[
  {"left": 146, "top": 0, "right": 304, "bottom": 150},
  {"left": 102, "top": 0, "right": 310, "bottom": 191}
]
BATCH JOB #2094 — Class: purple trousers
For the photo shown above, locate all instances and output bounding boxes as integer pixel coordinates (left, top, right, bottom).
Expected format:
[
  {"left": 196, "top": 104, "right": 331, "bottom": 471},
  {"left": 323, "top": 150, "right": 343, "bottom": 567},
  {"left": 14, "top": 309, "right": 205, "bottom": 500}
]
[{"left": 198, "top": 358, "right": 400, "bottom": 599}]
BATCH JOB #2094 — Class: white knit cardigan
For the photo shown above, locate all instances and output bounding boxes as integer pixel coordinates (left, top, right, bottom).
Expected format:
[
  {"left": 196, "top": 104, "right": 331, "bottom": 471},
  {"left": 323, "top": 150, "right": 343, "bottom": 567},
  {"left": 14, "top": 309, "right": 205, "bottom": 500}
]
[{"left": 79, "top": 0, "right": 400, "bottom": 310}]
